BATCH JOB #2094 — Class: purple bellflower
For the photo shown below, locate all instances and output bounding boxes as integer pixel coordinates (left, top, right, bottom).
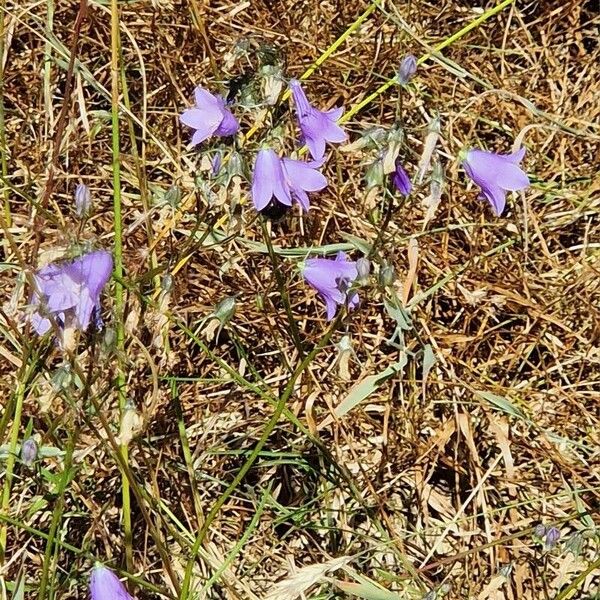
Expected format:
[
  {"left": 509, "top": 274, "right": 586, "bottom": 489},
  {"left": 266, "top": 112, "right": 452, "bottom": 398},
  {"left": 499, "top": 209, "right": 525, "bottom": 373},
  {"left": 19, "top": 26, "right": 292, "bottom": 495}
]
[
  {"left": 462, "top": 147, "right": 529, "bottom": 216},
  {"left": 302, "top": 252, "right": 359, "bottom": 321},
  {"left": 90, "top": 564, "right": 134, "bottom": 600},
  {"left": 29, "top": 250, "right": 113, "bottom": 336},
  {"left": 180, "top": 86, "right": 239, "bottom": 146},
  {"left": 289, "top": 79, "right": 346, "bottom": 160},
  {"left": 251, "top": 148, "right": 327, "bottom": 213},
  {"left": 391, "top": 158, "right": 412, "bottom": 196}
]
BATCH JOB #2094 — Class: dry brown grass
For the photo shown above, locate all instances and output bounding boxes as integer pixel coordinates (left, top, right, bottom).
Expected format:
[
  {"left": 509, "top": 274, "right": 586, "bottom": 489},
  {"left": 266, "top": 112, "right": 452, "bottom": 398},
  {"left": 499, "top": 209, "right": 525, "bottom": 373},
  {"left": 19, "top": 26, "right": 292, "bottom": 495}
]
[{"left": 1, "top": 0, "right": 599, "bottom": 598}]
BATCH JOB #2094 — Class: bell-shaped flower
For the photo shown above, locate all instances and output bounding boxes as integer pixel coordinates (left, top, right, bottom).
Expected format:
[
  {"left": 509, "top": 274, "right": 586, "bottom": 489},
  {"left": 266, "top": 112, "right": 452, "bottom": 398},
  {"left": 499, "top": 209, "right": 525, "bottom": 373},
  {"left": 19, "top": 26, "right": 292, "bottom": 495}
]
[
  {"left": 462, "top": 147, "right": 529, "bottom": 216},
  {"left": 391, "top": 158, "right": 412, "bottom": 196},
  {"left": 29, "top": 250, "right": 113, "bottom": 336},
  {"left": 89, "top": 564, "right": 134, "bottom": 600},
  {"left": 75, "top": 183, "right": 92, "bottom": 218},
  {"left": 289, "top": 79, "right": 346, "bottom": 160},
  {"left": 302, "top": 252, "right": 359, "bottom": 321},
  {"left": 180, "top": 86, "right": 239, "bottom": 146},
  {"left": 251, "top": 148, "right": 327, "bottom": 213}
]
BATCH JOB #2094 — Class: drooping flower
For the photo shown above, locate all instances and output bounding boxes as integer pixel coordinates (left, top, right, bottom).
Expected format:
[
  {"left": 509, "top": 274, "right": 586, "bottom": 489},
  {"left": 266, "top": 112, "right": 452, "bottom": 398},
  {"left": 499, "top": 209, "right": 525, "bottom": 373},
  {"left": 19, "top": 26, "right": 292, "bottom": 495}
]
[
  {"left": 391, "top": 158, "right": 412, "bottom": 196},
  {"left": 180, "top": 86, "right": 239, "bottom": 146},
  {"left": 89, "top": 564, "right": 134, "bottom": 600},
  {"left": 29, "top": 250, "right": 113, "bottom": 337},
  {"left": 302, "top": 252, "right": 359, "bottom": 321},
  {"left": 75, "top": 183, "right": 92, "bottom": 218},
  {"left": 251, "top": 148, "right": 327, "bottom": 213},
  {"left": 289, "top": 79, "right": 346, "bottom": 160},
  {"left": 462, "top": 147, "right": 529, "bottom": 216},
  {"left": 397, "top": 54, "right": 417, "bottom": 85}
]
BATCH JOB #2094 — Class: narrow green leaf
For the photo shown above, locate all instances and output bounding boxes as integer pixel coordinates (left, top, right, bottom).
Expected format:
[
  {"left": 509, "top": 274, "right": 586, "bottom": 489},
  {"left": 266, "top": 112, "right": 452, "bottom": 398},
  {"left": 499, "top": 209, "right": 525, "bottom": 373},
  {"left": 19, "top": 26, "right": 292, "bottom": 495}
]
[
  {"left": 422, "top": 344, "right": 436, "bottom": 384},
  {"left": 334, "top": 580, "right": 400, "bottom": 600},
  {"left": 476, "top": 391, "right": 526, "bottom": 420},
  {"left": 335, "top": 354, "right": 408, "bottom": 418}
]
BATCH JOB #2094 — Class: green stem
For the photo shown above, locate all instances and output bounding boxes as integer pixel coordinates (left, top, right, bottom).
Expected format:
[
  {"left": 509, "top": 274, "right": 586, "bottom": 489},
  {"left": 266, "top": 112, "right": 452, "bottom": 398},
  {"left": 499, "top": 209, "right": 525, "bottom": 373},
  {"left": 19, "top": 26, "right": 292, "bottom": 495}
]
[
  {"left": 38, "top": 429, "right": 76, "bottom": 600},
  {"left": 179, "top": 315, "right": 341, "bottom": 599},
  {"left": 109, "top": 0, "right": 131, "bottom": 570},
  {"left": 0, "top": 378, "right": 25, "bottom": 564},
  {"left": 261, "top": 220, "right": 305, "bottom": 358}
]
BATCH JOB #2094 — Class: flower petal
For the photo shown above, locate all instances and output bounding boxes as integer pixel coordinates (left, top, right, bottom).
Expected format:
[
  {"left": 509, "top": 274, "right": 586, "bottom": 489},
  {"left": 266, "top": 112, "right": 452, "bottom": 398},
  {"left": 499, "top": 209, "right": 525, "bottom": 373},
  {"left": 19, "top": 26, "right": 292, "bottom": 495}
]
[
  {"left": 252, "top": 149, "right": 291, "bottom": 210},
  {"left": 282, "top": 159, "right": 328, "bottom": 193},
  {"left": 497, "top": 164, "right": 529, "bottom": 191}
]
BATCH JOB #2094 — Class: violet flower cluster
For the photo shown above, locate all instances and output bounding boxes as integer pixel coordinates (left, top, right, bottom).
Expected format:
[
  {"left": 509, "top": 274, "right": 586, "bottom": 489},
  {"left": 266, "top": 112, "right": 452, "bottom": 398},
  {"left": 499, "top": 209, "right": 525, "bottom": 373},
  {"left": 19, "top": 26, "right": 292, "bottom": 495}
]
[{"left": 178, "top": 59, "right": 532, "bottom": 321}]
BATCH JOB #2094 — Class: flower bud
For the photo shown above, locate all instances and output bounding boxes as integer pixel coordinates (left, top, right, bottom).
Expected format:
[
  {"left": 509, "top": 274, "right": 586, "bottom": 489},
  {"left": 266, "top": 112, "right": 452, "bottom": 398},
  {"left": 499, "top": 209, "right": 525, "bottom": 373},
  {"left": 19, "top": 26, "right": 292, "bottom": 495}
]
[
  {"left": 544, "top": 527, "right": 561, "bottom": 550},
  {"left": 214, "top": 296, "right": 236, "bottom": 323},
  {"left": 534, "top": 524, "right": 547, "bottom": 538},
  {"left": 20, "top": 438, "right": 38, "bottom": 467},
  {"left": 365, "top": 159, "right": 384, "bottom": 190},
  {"left": 397, "top": 54, "right": 417, "bottom": 85},
  {"left": 75, "top": 184, "right": 92, "bottom": 218},
  {"left": 379, "top": 263, "right": 395, "bottom": 287},
  {"left": 211, "top": 153, "right": 222, "bottom": 177},
  {"left": 356, "top": 258, "right": 370, "bottom": 283}
]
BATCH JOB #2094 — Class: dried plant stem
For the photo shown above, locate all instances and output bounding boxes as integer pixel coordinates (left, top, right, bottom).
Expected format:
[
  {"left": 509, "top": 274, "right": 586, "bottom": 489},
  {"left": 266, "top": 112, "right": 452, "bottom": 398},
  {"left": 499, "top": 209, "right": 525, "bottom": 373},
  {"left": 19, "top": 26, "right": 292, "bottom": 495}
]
[{"left": 110, "top": 0, "right": 132, "bottom": 570}]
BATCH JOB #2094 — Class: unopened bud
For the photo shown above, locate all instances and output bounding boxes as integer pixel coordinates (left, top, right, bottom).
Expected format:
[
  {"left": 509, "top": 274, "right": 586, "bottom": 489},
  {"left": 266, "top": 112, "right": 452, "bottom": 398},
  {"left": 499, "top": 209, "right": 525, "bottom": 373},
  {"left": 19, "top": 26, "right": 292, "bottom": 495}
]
[
  {"left": 534, "top": 524, "right": 547, "bottom": 538},
  {"left": 356, "top": 258, "right": 370, "bottom": 283},
  {"left": 211, "top": 153, "right": 222, "bottom": 177},
  {"left": 544, "top": 527, "right": 561, "bottom": 550},
  {"left": 379, "top": 263, "right": 395, "bottom": 287},
  {"left": 75, "top": 184, "right": 92, "bottom": 218},
  {"left": 214, "top": 296, "right": 236, "bottom": 323},
  {"left": 365, "top": 159, "right": 384, "bottom": 190},
  {"left": 397, "top": 54, "right": 417, "bottom": 85},
  {"left": 20, "top": 438, "right": 38, "bottom": 467}
]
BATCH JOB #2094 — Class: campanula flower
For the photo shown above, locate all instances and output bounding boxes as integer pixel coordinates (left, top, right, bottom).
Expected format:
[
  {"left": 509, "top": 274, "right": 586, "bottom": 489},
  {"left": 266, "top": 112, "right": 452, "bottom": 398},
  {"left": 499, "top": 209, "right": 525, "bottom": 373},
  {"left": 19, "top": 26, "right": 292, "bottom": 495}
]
[
  {"left": 251, "top": 148, "right": 327, "bottom": 213},
  {"left": 289, "top": 79, "right": 346, "bottom": 160},
  {"left": 29, "top": 250, "right": 113, "bottom": 336},
  {"left": 302, "top": 252, "right": 359, "bottom": 320},
  {"left": 391, "top": 158, "right": 412, "bottom": 196},
  {"left": 462, "top": 147, "right": 529, "bottom": 216},
  {"left": 397, "top": 54, "right": 417, "bottom": 85},
  {"left": 180, "top": 86, "right": 239, "bottom": 146},
  {"left": 75, "top": 183, "right": 92, "bottom": 218},
  {"left": 89, "top": 564, "right": 133, "bottom": 600}
]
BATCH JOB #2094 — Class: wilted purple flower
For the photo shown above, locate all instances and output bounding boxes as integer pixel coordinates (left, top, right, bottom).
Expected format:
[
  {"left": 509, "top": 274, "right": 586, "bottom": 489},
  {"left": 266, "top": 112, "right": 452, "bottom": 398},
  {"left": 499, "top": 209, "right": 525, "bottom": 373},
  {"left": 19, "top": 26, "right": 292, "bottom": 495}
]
[
  {"left": 29, "top": 250, "right": 113, "bottom": 337},
  {"left": 356, "top": 257, "right": 370, "bottom": 282},
  {"left": 89, "top": 564, "right": 133, "bottom": 600},
  {"left": 462, "top": 147, "right": 529, "bottom": 216},
  {"left": 20, "top": 438, "right": 38, "bottom": 466},
  {"left": 251, "top": 148, "right": 327, "bottom": 213},
  {"left": 391, "top": 158, "right": 412, "bottom": 196},
  {"left": 75, "top": 183, "right": 92, "bottom": 218},
  {"left": 545, "top": 527, "right": 561, "bottom": 550},
  {"left": 302, "top": 252, "right": 359, "bottom": 320},
  {"left": 180, "top": 86, "right": 239, "bottom": 146},
  {"left": 211, "top": 153, "right": 222, "bottom": 177},
  {"left": 397, "top": 54, "right": 417, "bottom": 85},
  {"left": 289, "top": 79, "right": 346, "bottom": 160}
]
